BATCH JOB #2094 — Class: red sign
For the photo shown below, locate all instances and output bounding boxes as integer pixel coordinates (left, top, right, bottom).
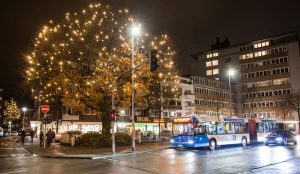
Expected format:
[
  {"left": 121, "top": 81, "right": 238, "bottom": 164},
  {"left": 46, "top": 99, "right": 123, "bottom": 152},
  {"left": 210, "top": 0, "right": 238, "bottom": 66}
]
[{"left": 41, "top": 105, "right": 49, "bottom": 113}]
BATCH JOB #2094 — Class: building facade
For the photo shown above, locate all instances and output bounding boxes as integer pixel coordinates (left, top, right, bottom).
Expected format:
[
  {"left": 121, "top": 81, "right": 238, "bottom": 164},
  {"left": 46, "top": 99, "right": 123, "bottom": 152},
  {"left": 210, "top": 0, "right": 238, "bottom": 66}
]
[
  {"left": 191, "top": 32, "right": 300, "bottom": 120},
  {"left": 191, "top": 76, "right": 237, "bottom": 117}
]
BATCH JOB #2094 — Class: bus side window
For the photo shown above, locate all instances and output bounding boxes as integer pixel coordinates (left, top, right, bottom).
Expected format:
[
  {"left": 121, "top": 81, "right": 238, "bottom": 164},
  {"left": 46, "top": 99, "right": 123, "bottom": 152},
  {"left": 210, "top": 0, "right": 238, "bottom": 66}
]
[
  {"left": 257, "top": 123, "right": 263, "bottom": 133},
  {"left": 285, "top": 123, "right": 296, "bottom": 131},
  {"left": 225, "top": 123, "right": 235, "bottom": 134},
  {"left": 194, "top": 125, "right": 206, "bottom": 135},
  {"left": 206, "top": 123, "right": 217, "bottom": 135},
  {"left": 217, "top": 122, "right": 225, "bottom": 134},
  {"left": 234, "top": 123, "right": 241, "bottom": 134}
]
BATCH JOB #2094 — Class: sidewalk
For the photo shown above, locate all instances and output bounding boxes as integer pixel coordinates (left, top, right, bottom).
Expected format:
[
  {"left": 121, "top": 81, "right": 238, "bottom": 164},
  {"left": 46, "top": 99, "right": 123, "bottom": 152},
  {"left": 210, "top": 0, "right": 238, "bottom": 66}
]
[{"left": 23, "top": 137, "right": 170, "bottom": 159}]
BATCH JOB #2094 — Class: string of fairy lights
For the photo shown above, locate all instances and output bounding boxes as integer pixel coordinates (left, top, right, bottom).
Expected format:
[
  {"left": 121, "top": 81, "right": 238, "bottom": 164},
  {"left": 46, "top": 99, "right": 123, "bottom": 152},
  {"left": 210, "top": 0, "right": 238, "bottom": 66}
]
[{"left": 25, "top": 3, "right": 179, "bottom": 110}]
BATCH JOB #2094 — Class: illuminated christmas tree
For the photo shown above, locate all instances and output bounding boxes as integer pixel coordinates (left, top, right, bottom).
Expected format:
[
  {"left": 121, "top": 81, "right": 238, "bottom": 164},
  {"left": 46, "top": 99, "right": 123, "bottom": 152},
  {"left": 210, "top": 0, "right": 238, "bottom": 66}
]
[
  {"left": 4, "top": 98, "right": 21, "bottom": 120},
  {"left": 25, "top": 3, "right": 179, "bottom": 134}
]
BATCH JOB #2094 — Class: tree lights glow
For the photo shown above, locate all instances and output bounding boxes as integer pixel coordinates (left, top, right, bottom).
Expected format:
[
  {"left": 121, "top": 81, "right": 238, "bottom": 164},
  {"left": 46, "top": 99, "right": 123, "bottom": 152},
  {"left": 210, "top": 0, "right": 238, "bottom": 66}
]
[
  {"left": 4, "top": 98, "right": 21, "bottom": 120},
  {"left": 25, "top": 3, "right": 179, "bottom": 134}
]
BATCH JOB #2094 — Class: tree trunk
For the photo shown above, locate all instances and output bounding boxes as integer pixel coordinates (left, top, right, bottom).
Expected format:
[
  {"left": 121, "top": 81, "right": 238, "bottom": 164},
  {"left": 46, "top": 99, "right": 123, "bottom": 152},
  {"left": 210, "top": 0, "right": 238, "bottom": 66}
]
[
  {"left": 101, "top": 112, "right": 111, "bottom": 135},
  {"left": 99, "top": 95, "right": 112, "bottom": 135}
]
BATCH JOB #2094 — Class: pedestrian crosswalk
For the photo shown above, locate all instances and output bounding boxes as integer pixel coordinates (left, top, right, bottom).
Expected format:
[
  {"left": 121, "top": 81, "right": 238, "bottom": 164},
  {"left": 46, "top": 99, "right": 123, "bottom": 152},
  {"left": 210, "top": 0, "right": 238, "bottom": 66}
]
[{"left": 0, "top": 147, "right": 32, "bottom": 158}]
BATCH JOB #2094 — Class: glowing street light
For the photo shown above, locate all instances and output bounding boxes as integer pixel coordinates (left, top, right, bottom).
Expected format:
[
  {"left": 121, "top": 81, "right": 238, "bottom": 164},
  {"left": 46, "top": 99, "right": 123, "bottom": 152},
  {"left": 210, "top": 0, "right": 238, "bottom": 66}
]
[
  {"left": 228, "top": 69, "right": 235, "bottom": 77},
  {"left": 22, "top": 107, "right": 27, "bottom": 129},
  {"left": 131, "top": 25, "right": 141, "bottom": 36},
  {"left": 227, "top": 69, "right": 235, "bottom": 117}
]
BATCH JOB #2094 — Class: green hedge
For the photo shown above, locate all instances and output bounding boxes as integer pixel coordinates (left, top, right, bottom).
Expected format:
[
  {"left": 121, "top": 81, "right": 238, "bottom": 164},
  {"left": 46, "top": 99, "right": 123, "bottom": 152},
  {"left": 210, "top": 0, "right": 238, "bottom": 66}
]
[
  {"left": 115, "top": 132, "right": 131, "bottom": 146},
  {"left": 80, "top": 132, "right": 131, "bottom": 147}
]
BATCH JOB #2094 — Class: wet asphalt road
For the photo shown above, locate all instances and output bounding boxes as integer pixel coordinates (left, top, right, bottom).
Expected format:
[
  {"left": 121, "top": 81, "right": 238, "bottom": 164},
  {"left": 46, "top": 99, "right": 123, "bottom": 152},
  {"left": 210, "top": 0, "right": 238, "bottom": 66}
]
[{"left": 0, "top": 137, "right": 300, "bottom": 174}]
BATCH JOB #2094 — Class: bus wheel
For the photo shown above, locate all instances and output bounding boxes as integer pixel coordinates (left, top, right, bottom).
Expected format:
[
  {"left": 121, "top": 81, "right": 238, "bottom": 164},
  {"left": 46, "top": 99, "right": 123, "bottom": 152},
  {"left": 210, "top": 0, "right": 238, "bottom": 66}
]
[
  {"left": 209, "top": 139, "right": 217, "bottom": 150},
  {"left": 242, "top": 137, "right": 247, "bottom": 147}
]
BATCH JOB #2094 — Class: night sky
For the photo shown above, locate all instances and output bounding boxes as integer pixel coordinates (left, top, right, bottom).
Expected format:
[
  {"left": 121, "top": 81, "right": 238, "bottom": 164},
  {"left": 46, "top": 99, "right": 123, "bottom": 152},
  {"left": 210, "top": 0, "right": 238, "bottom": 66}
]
[{"left": 1, "top": 0, "right": 300, "bottom": 106}]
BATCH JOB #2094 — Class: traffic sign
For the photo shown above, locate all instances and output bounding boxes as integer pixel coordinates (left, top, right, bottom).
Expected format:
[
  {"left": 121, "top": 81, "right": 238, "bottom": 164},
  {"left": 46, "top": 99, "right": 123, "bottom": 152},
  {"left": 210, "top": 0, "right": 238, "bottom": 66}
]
[{"left": 41, "top": 105, "right": 49, "bottom": 113}]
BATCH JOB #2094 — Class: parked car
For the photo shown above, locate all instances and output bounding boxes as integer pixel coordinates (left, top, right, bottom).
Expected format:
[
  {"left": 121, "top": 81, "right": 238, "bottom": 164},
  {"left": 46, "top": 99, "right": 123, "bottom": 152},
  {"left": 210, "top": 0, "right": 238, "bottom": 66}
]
[
  {"left": 264, "top": 130, "right": 297, "bottom": 146},
  {"left": 10, "top": 131, "right": 19, "bottom": 136}
]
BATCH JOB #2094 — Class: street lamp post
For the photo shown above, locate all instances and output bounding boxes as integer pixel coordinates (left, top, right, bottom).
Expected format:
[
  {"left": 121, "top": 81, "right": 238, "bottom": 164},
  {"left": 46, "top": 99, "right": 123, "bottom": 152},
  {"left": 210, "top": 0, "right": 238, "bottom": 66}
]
[
  {"left": 227, "top": 69, "right": 235, "bottom": 117},
  {"left": 131, "top": 25, "right": 140, "bottom": 152},
  {"left": 22, "top": 107, "right": 27, "bottom": 130},
  {"left": 111, "top": 81, "right": 116, "bottom": 155},
  {"left": 159, "top": 73, "right": 163, "bottom": 139}
]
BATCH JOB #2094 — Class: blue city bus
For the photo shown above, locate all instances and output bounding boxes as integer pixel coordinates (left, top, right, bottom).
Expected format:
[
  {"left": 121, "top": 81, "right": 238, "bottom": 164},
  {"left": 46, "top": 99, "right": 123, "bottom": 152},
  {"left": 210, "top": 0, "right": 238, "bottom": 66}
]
[{"left": 171, "top": 116, "right": 249, "bottom": 150}]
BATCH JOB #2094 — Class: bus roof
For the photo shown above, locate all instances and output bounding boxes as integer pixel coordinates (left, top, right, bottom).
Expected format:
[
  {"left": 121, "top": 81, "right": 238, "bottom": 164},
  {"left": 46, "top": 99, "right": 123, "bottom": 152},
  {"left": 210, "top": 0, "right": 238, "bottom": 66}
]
[
  {"left": 173, "top": 115, "right": 247, "bottom": 123},
  {"left": 254, "top": 117, "right": 283, "bottom": 123}
]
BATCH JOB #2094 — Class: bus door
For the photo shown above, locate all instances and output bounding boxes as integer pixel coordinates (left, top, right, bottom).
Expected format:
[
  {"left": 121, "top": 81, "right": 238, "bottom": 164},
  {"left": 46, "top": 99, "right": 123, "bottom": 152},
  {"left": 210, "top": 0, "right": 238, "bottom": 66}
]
[{"left": 248, "top": 119, "right": 257, "bottom": 143}]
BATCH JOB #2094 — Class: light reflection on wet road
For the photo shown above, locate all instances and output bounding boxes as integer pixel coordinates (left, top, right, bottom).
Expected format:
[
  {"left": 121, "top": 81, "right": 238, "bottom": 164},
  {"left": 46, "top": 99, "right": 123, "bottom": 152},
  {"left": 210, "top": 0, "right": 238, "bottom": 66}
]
[{"left": 0, "top": 144, "right": 299, "bottom": 174}]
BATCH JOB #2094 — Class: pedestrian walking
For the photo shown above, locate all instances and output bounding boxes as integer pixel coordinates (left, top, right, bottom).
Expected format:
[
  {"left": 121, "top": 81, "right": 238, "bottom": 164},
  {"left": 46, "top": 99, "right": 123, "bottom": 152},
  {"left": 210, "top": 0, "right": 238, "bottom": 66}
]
[
  {"left": 21, "top": 129, "right": 26, "bottom": 145},
  {"left": 39, "top": 131, "right": 44, "bottom": 147},
  {"left": 46, "top": 129, "right": 52, "bottom": 146},
  {"left": 52, "top": 131, "right": 56, "bottom": 144},
  {"left": 30, "top": 129, "right": 34, "bottom": 142}
]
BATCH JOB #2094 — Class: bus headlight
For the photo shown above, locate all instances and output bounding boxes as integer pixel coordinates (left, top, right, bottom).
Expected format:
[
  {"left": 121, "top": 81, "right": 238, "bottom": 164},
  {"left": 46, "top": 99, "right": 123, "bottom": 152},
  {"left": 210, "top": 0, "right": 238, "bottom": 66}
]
[
  {"left": 276, "top": 137, "right": 282, "bottom": 142},
  {"left": 170, "top": 139, "right": 175, "bottom": 143},
  {"left": 188, "top": 140, "right": 194, "bottom": 144}
]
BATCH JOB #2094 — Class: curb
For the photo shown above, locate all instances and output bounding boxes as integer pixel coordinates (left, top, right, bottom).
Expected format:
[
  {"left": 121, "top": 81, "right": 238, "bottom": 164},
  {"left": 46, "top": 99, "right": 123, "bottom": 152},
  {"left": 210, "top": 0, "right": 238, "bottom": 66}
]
[
  {"left": 38, "top": 155, "right": 93, "bottom": 159},
  {"left": 23, "top": 145, "right": 170, "bottom": 159}
]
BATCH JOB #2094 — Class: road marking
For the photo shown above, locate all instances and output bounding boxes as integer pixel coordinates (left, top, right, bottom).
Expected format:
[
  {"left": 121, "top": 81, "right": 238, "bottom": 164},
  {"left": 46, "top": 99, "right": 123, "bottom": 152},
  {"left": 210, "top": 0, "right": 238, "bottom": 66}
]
[
  {"left": 92, "top": 151, "right": 150, "bottom": 160},
  {"left": 249, "top": 157, "right": 300, "bottom": 171},
  {"left": 0, "top": 170, "right": 27, "bottom": 174},
  {"left": 0, "top": 148, "right": 16, "bottom": 150}
]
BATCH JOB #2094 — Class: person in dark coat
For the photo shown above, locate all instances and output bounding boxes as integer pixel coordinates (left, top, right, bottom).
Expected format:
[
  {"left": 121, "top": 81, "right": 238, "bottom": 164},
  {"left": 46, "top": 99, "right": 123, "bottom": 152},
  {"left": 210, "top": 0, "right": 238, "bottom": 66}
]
[
  {"left": 39, "top": 131, "right": 44, "bottom": 147},
  {"left": 20, "top": 129, "right": 26, "bottom": 145},
  {"left": 46, "top": 129, "right": 52, "bottom": 146},
  {"left": 30, "top": 130, "right": 34, "bottom": 142}
]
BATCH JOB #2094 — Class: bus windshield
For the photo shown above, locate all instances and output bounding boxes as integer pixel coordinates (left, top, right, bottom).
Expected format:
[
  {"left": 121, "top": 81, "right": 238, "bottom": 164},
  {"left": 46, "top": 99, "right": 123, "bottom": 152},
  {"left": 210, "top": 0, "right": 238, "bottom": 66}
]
[{"left": 173, "top": 123, "right": 194, "bottom": 136}]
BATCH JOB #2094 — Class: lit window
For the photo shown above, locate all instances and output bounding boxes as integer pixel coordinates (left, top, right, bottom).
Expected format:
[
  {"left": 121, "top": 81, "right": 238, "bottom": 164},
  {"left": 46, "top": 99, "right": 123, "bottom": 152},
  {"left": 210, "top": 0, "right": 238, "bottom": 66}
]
[
  {"left": 213, "top": 68, "right": 219, "bottom": 75},
  {"left": 258, "top": 43, "right": 261, "bottom": 47},
  {"left": 206, "top": 61, "right": 212, "bottom": 67},
  {"left": 207, "top": 70, "right": 212, "bottom": 75},
  {"left": 262, "top": 42, "right": 265, "bottom": 47},
  {"left": 265, "top": 42, "right": 269, "bottom": 46},
  {"left": 262, "top": 51, "right": 267, "bottom": 56},
  {"left": 258, "top": 51, "right": 262, "bottom": 56},
  {"left": 213, "top": 52, "right": 219, "bottom": 57},
  {"left": 215, "top": 78, "right": 219, "bottom": 80},
  {"left": 212, "top": 60, "right": 218, "bottom": 66},
  {"left": 254, "top": 44, "right": 258, "bottom": 48}
]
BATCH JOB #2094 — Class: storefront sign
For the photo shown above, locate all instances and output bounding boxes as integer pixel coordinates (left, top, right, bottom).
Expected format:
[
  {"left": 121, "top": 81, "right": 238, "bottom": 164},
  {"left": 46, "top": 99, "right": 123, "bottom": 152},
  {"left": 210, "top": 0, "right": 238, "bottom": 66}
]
[{"left": 173, "top": 118, "right": 191, "bottom": 123}]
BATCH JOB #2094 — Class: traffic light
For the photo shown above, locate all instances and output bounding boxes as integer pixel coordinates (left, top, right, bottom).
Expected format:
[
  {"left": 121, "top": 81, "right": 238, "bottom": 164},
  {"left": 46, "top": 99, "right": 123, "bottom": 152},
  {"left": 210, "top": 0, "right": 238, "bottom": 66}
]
[
  {"left": 150, "top": 50, "right": 158, "bottom": 72},
  {"left": 111, "top": 110, "right": 118, "bottom": 120}
]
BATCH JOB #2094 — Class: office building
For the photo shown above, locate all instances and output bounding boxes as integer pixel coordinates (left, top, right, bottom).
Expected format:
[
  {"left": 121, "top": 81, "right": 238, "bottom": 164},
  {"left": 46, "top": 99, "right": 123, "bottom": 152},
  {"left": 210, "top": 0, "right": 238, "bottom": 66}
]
[{"left": 191, "top": 32, "right": 300, "bottom": 120}]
